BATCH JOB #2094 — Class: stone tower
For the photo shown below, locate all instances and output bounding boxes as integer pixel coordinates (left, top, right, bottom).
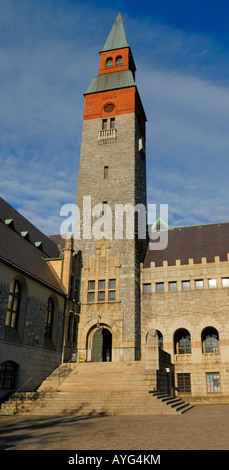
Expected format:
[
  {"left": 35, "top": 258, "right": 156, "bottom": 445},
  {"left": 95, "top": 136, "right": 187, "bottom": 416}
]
[{"left": 75, "top": 12, "right": 147, "bottom": 362}]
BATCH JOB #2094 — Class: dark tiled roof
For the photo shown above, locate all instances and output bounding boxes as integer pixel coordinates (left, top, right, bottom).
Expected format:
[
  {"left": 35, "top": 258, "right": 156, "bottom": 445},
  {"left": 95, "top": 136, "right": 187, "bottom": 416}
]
[
  {"left": 48, "top": 234, "right": 66, "bottom": 250},
  {"left": 0, "top": 198, "right": 64, "bottom": 293},
  {"left": 0, "top": 198, "right": 60, "bottom": 258},
  {"left": 143, "top": 223, "right": 229, "bottom": 268}
]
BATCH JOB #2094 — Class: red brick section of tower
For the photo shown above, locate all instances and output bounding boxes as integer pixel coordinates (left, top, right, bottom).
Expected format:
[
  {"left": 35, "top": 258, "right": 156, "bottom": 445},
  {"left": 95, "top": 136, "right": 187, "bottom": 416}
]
[{"left": 83, "top": 12, "right": 146, "bottom": 138}]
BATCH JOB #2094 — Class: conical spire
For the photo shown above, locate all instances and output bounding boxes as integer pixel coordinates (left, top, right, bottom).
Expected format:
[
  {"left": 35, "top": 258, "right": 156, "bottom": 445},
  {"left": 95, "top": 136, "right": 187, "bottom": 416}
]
[{"left": 100, "top": 12, "right": 129, "bottom": 52}]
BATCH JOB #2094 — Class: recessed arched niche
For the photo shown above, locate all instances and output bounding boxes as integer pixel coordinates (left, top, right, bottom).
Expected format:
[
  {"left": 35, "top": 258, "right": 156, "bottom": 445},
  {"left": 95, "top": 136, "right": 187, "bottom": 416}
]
[{"left": 103, "top": 103, "right": 115, "bottom": 113}]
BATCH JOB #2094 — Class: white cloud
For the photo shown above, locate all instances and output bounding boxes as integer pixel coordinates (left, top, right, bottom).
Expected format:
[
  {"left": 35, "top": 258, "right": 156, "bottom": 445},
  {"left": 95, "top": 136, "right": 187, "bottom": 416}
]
[
  {"left": 0, "top": 1, "right": 229, "bottom": 233},
  {"left": 140, "top": 68, "right": 229, "bottom": 226}
]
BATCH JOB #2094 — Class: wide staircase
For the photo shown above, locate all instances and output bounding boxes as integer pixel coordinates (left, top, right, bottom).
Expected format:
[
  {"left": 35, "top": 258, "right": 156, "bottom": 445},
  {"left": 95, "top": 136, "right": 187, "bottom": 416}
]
[{"left": 0, "top": 361, "right": 193, "bottom": 416}]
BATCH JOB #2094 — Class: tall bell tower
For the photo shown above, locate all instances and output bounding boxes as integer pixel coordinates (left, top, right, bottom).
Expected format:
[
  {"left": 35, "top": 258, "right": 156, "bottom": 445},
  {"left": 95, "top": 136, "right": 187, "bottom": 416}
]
[{"left": 75, "top": 12, "right": 147, "bottom": 362}]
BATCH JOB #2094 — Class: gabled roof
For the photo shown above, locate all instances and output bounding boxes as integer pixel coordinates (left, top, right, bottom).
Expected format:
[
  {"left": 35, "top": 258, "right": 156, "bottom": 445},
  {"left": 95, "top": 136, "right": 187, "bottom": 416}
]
[
  {"left": 100, "top": 12, "right": 129, "bottom": 52},
  {"left": 150, "top": 217, "right": 174, "bottom": 232},
  {"left": 48, "top": 233, "right": 66, "bottom": 250},
  {"left": 0, "top": 198, "right": 59, "bottom": 258},
  {"left": 0, "top": 198, "right": 65, "bottom": 294},
  {"left": 144, "top": 222, "right": 229, "bottom": 267}
]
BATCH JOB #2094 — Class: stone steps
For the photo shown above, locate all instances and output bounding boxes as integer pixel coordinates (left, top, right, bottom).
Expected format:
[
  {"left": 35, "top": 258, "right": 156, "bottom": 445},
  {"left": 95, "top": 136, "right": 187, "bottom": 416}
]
[
  {"left": 38, "top": 361, "right": 156, "bottom": 392},
  {"left": 0, "top": 361, "right": 193, "bottom": 416},
  {"left": 149, "top": 391, "right": 194, "bottom": 414},
  {"left": 1, "top": 391, "right": 181, "bottom": 416},
  {"left": 36, "top": 362, "right": 161, "bottom": 414}
]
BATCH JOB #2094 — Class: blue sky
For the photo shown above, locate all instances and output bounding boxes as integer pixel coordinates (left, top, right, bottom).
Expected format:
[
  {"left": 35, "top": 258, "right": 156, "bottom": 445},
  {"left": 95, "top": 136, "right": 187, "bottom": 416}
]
[{"left": 1, "top": 0, "right": 229, "bottom": 234}]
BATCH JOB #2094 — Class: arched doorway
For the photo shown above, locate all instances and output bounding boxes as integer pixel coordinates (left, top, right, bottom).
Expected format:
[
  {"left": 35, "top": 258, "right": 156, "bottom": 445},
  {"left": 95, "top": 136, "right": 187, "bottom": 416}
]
[{"left": 91, "top": 327, "right": 112, "bottom": 362}]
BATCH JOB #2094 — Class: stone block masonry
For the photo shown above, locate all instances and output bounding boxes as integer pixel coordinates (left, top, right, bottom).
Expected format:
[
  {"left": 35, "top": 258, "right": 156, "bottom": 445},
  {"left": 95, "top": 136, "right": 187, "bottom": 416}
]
[
  {"left": 141, "top": 255, "right": 229, "bottom": 400},
  {"left": 75, "top": 112, "right": 147, "bottom": 361}
]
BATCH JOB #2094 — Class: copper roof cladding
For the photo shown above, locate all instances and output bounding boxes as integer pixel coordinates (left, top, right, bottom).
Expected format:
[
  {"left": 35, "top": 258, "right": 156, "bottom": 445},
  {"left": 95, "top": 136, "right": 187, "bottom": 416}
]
[
  {"left": 0, "top": 198, "right": 64, "bottom": 293},
  {"left": 84, "top": 69, "right": 136, "bottom": 95},
  {"left": 143, "top": 223, "right": 229, "bottom": 268},
  {"left": 100, "top": 12, "right": 129, "bottom": 52}
]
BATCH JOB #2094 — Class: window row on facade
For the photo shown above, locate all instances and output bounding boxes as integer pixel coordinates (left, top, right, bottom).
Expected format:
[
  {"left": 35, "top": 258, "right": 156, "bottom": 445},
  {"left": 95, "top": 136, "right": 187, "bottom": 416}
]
[
  {"left": 143, "top": 277, "right": 229, "bottom": 293},
  {"left": 5, "top": 279, "right": 55, "bottom": 341},
  {"left": 106, "top": 56, "right": 122, "bottom": 68},
  {"left": 87, "top": 279, "right": 116, "bottom": 302},
  {"left": 177, "top": 372, "right": 221, "bottom": 394},
  {"left": 155, "top": 327, "right": 220, "bottom": 355}
]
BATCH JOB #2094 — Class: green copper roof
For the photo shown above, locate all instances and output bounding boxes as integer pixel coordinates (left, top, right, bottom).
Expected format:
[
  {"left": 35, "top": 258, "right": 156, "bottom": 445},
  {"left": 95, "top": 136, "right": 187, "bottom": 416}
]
[
  {"left": 100, "top": 12, "right": 129, "bottom": 52},
  {"left": 84, "top": 69, "right": 135, "bottom": 95}
]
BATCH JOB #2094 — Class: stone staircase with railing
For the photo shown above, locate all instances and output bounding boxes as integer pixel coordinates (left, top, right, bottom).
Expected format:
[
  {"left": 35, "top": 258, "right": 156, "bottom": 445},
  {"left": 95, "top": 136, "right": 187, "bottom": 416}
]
[{"left": 0, "top": 361, "right": 193, "bottom": 416}]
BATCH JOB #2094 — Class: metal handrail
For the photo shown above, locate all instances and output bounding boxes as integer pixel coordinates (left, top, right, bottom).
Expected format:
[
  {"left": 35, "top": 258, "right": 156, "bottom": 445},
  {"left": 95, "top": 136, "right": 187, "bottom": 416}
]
[{"left": 8, "top": 376, "right": 33, "bottom": 414}]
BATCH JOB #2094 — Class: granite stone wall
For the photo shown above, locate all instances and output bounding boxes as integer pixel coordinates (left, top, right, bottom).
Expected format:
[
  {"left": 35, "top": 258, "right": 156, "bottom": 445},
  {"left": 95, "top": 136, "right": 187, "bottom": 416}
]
[{"left": 75, "top": 112, "right": 147, "bottom": 360}]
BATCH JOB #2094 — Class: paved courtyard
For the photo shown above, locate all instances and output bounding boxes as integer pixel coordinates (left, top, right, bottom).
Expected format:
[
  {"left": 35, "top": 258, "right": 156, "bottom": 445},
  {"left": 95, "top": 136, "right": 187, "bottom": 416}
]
[{"left": 0, "top": 404, "right": 229, "bottom": 452}]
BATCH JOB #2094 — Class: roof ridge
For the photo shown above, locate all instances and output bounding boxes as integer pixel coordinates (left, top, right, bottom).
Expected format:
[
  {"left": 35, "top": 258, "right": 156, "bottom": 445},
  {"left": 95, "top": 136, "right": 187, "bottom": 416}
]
[{"left": 173, "top": 221, "right": 229, "bottom": 229}]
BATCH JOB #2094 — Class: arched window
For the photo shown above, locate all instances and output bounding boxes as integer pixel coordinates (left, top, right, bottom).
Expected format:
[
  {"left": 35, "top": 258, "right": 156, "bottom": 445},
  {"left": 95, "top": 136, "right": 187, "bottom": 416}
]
[
  {"left": 45, "top": 297, "right": 54, "bottom": 338},
  {"left": 5, "top": 279, "right": 21, "bottom": 329},
  {"left": 174, "top": 328, "right": 191, "bottom": 355},
  {"left": 156, "top": 330, "right": 163, "bottom": 349},
  {"left": 202, "top": 327, "right": 219, "bottom": 353},
  {"left": 0, "top": 361, "right": 18, "bottom": 389},
  {"left": 106, "top": 57, "right": 113, "bottom": 68},
  {"left": 116, "top": 56, "right": 122, "bottom": 66}
]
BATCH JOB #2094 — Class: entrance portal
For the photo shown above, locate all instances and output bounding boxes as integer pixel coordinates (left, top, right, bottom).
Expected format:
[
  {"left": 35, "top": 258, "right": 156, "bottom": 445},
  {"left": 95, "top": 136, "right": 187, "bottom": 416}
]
[{"left": 91, "top": 328, "right": 112, "bottom": 362}]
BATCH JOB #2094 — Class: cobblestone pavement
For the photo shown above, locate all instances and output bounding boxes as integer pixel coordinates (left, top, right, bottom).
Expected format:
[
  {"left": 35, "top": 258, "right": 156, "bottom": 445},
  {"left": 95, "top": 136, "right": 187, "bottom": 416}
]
[{"left": 0, "top": 404, "right": 229, "bottom": 451}]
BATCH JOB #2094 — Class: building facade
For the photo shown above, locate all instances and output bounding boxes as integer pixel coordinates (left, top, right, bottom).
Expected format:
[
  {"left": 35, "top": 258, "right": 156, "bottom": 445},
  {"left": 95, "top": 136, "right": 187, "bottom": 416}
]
[
  {"left": 1, "top": 13, "right": 229, "bottom": 404},
  {"left": 0, "top": 199, "right": 80, "bottom": 399},
  {"left": 72, "top": 13, "right": 229, "bottom": 402},
  {"left": 141, "top": 223, "right": 229, "bottom": 401},
  {"left": 75, "top": 12, "right": 147, "bottom": 362}
]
